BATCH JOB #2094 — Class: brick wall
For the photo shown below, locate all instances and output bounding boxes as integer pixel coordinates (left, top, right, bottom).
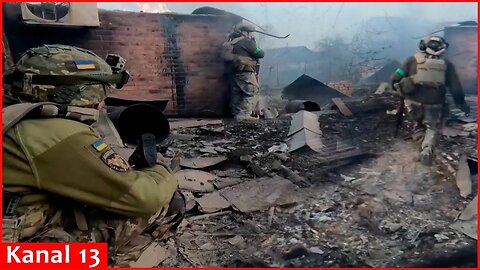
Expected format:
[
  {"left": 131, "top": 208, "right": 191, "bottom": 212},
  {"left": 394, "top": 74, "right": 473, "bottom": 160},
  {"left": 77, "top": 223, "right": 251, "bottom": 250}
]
[{"left": 3, "top": 3, "right": 236, "bottom": 116}]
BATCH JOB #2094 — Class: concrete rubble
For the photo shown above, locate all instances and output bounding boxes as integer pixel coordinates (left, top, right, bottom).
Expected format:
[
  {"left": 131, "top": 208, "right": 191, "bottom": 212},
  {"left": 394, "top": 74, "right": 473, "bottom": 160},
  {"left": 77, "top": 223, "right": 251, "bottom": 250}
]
[
  {"left": 149, "top": 93, "right": 478, "bottom": 267},
  {"left": 2, "top": 2, "right": 477, "bottom": 268}
]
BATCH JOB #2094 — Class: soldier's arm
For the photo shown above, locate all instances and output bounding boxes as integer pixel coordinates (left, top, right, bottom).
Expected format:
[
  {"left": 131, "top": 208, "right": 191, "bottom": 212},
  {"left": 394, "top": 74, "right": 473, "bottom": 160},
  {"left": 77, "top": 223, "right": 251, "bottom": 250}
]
[
  {"left": 445, "top": 61, "right": 467, "bottom": 108},
  {"left": 243, "top": 39, "right": 265, "bottom": 59},
  {"left": 31, "top": 127, "right": 178, "bottom": 217},
  {"left": 390, "top": 57, "right": 414, "bottom": 86}
]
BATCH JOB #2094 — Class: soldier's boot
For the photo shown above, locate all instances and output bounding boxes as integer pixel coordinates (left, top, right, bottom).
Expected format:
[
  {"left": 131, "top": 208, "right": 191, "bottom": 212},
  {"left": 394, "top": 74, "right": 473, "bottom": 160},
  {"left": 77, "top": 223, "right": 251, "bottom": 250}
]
[{"left": 420, "top": 145, "right": 433, "bottom": 166}]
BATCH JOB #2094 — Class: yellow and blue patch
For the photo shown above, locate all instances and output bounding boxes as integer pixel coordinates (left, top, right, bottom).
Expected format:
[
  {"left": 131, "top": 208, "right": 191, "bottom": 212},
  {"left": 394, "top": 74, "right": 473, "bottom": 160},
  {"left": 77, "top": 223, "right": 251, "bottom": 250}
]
[
  {"left": 92, "top": 139, "right": 108, "bottom": 152},
  {"left": 74, "top": 60, "right": 96, "bottom": 70}
]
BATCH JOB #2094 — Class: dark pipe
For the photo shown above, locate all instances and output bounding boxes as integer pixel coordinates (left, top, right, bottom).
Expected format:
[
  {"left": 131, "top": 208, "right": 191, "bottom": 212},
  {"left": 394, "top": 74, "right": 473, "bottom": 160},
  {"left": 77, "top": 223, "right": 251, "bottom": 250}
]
[
  {"left": 285, "top": 100, "right": 321, "bottom": 113},
  {"left": 254, "top": 30, "right": 290, "bottom": 39},
  {"left": 106, "top": 104, "right": 170, "bottom": 145}
]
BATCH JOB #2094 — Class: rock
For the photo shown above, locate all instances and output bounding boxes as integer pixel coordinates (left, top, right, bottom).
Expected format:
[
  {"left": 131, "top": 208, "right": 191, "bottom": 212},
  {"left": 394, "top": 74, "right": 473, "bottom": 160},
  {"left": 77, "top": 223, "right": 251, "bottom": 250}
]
[{"left": 228, "top": 235, "right": 245, "bottom": 246}]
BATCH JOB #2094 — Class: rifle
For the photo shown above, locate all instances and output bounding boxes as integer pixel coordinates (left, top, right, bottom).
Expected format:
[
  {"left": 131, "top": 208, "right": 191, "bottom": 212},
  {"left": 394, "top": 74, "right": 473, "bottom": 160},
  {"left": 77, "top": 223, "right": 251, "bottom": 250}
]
[
  {"left": 393, "top": 83, "right": 405, "bottom": 137},
  {"left": 129, "top": 133, "right": 158, "bottom": 169}
]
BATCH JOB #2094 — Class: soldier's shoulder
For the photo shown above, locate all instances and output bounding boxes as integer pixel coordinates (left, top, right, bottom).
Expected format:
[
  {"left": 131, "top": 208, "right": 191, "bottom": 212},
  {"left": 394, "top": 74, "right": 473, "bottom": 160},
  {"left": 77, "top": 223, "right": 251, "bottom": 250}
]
[
  {"left": 16, "top": 118, "right": 96, "bottom": 143},
  {"left": 9, "top": 117, "right": 98, "bottom": 158}
]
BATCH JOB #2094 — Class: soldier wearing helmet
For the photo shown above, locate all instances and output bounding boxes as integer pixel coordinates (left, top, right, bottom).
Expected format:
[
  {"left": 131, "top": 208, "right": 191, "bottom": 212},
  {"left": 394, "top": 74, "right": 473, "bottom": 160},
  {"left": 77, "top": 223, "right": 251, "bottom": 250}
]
[
  {"left": 221, "top": 22, "right": 265, "bottom": 120},
  {"left": 390, "top": 36, "right": 469, "bottom": 166},
  {"left": 2, "top": 45, "right": 183, "bottom": 266}
]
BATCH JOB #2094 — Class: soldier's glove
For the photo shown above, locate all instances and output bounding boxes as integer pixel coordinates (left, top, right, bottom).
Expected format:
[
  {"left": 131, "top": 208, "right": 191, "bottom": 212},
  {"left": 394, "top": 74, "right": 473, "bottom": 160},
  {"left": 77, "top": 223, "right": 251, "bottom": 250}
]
[{"left": 459, "top": 103, "right": 470, "bottom": 116}]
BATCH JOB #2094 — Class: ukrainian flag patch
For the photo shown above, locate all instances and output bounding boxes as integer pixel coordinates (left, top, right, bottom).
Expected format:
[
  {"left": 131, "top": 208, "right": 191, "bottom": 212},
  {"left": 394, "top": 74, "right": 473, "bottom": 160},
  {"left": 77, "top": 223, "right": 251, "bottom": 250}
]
[
  {"left": 74, "top": 60, "right": 96, "bottom": 70},
  {"left": 92, "top": 139, "right": 108, "bottom": 152}
]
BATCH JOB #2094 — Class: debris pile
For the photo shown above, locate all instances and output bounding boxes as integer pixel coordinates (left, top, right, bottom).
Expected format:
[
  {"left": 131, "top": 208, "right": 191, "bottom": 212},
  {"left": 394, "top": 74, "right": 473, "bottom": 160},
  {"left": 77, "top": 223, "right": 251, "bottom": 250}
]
[{"left": 141, "top": 93, "right": 477, "bottom": 268}]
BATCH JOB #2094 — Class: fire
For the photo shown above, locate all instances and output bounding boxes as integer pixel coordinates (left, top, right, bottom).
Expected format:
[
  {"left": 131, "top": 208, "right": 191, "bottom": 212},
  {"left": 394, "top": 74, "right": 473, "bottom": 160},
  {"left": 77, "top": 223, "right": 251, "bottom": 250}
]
[{"left": 135, "top": 2, "right": 171, "bottom": 13}]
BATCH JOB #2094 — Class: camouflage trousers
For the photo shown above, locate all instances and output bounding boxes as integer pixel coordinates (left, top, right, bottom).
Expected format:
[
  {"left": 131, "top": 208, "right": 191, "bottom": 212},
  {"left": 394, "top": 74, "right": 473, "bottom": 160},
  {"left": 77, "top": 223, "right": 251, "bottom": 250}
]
[
  {"left": 229, "top": 72, "right": 260, "bottom": 120},
  {"left": 2, "top": 192, "right": 185, "bottom": 267},
  {"left": 405, "top": 99, "right": 443, "bottom": 153}
]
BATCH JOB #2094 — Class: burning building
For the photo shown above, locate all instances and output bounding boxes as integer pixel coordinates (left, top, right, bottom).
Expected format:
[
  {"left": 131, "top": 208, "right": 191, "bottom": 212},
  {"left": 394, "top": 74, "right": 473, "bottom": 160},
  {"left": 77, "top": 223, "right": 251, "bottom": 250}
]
[{"left": 2, "top": 2, "right": 238, "bottom": 117}]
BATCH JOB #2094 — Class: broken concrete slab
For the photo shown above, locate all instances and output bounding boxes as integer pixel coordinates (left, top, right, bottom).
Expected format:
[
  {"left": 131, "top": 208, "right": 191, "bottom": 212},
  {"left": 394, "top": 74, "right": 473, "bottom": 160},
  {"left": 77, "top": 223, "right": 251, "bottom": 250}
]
[
  {"left": 288, "top": 110, "right": 322, "bottom": 137},
  {"left": 228, "top": 235, "right": 245, "bottom": 246},
  {"left": 450, "top": 195, "right": 477, "bottom": 240},
  {"left": 213, "top": 177, "right": 244, "bottom": 189},
  {"left": 442, "top": 126, "right": 462, "bottom": 137},
  {"left": 219, "top": 176, "right": 302, "bottom": 213},
  {"left": 195, "top": 192, "right": 232, "bottom": 213},
  {"left": 170, "top": 119, "right": 223, "bottom": 130},
  {"left": 180, "top": 156, "right": 228, "bottom": 169},
  {"left": 176, "top": 170, "right": 217, "bottom": 192},
  {"left": 456, "top": 154, "right": 472, "bottom": 198},
  {"left": 129, "top": 240, "right": 176, "bottom": 267}
]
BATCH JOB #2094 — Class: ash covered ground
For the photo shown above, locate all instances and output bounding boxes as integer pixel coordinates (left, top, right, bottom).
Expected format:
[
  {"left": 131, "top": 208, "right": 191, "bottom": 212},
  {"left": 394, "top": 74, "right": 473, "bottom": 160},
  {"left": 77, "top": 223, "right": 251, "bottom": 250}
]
[{"left": 155, "top": 95, "right": 477, "bottom": 268}]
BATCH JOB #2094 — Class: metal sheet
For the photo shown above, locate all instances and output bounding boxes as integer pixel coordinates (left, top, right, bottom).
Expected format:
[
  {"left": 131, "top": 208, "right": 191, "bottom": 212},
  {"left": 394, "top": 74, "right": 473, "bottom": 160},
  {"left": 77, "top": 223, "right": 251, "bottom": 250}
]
[
  {"left": 286, "top": 129, "right": 325, "bottom": 153},
  {"left": 287, "top": 110, "right": 322, "bottom": 137}
]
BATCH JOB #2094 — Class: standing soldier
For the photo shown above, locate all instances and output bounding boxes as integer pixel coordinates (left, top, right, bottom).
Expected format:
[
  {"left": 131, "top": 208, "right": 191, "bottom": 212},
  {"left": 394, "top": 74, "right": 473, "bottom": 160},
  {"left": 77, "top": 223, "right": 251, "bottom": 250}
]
[
  {"left": 222, "top": 22, "right": 265, "bottom": 120},
  {"left": 390, "top": 36, "right": 470, "bottom": 165},
  {"left": 2, "top": 45, "right": 184, "bottom": 266}
]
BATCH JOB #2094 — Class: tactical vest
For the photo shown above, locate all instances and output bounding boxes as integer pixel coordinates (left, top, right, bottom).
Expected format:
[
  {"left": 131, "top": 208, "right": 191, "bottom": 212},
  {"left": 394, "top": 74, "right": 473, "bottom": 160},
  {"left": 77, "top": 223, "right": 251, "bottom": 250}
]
[
  {"left": 221, "top": 37, "right": 258, "bottom": 72},
  {"left": 411, "top": 52, "right": 446, "bottom": 87},
  {"left": 2, "top": 102, "right": 99, "bottom": 243},
  {"left": 221, "top": 36, "right": 244, "bottom": 62}
]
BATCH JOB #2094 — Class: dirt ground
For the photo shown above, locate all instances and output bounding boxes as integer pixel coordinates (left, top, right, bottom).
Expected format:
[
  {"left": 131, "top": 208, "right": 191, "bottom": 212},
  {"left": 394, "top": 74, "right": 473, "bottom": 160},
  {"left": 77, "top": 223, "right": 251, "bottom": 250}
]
[{"left": 158, "top": 94, "right": 477, "bottom": 268}]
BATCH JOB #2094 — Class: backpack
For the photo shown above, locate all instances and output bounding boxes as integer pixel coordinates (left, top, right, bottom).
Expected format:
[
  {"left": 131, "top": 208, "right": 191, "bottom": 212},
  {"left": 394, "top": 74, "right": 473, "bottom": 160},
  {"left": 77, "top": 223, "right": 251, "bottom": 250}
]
[{"left": 220, "top": 37, "right": 244, "bottom": 62}]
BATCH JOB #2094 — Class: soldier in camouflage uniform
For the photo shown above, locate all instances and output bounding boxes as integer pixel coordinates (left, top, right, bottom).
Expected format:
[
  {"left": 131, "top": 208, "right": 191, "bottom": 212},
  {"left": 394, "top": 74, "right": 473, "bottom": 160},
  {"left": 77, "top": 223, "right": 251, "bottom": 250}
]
[
  {"left": 390, "top": 36, "right": 469, "bottom": 166},
  {"left": 2, "top": 45, "right": 184, "bottom": 266},
  {"left": 222, "top": 22, "right": 265, "bottom": 120}
]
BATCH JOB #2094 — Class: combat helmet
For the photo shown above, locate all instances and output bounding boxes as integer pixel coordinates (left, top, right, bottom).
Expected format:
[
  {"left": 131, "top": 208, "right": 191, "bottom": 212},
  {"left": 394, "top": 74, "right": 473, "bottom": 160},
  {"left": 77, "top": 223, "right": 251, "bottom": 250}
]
[
  {"left": 234, "top": 22, "right": 256, "bottom": 33},
  {"left": 419, "top": 35, "right": 449, "bottom": 56},
  {"left": 3, "top": 44, "right": 130, "bottom": 106}
]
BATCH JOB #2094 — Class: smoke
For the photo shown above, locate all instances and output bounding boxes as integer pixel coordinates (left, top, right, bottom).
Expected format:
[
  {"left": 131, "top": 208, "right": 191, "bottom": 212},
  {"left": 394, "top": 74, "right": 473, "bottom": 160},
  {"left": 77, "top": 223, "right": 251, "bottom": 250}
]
[{"left": 135, "top": 2, "right": 171, "bottom": 13}]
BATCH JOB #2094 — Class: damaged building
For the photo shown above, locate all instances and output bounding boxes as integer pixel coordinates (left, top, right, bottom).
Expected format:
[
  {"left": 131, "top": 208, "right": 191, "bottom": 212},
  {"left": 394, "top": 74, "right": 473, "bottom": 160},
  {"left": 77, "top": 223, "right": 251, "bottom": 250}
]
[
  {"left": 1, "top": 2, "right": 478, "bottom": 268},
  {"left": 3, "top": 2, "right": 238, "bottom": 117}
]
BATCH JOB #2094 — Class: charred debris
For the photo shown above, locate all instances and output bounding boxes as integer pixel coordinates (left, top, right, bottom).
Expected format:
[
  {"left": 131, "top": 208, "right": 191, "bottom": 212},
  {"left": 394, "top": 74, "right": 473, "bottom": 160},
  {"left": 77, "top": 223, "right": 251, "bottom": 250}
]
[
  {"left": 2, "top": 3, "right": 478, "bottom": 267},
  {"left": 113, "top": 86, "right": 477, "bottom": 267}
]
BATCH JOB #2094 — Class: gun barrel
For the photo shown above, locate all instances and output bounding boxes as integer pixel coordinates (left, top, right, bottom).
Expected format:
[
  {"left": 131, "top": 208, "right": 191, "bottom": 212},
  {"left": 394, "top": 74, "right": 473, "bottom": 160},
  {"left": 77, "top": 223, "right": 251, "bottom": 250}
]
[{"left": 106, "top": 104, "right": 170, "bottom": 145}]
